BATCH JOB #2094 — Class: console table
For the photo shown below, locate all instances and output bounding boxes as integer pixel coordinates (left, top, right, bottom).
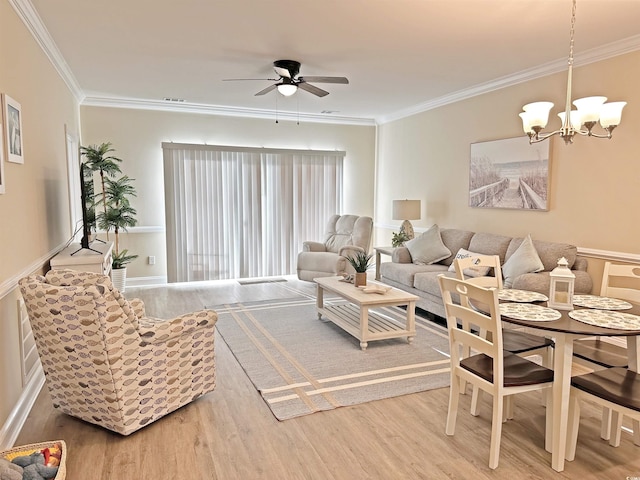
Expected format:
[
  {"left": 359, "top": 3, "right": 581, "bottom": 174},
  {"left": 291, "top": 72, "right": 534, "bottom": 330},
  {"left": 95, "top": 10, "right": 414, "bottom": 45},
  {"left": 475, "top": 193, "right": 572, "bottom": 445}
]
[{"left": 50, "top": 241, "right": 114, "bottom": 276}]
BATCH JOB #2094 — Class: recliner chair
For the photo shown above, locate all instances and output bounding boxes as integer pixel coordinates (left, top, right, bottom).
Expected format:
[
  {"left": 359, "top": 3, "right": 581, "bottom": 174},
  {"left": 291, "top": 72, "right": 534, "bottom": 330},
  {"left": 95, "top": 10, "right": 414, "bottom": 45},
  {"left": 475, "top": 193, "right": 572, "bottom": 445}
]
[
  {"left": 19, "top": 269, "right": 217, "bottom": 435},
  {"left": 297, "top": 214, "right": 373, "bottom": 282}
]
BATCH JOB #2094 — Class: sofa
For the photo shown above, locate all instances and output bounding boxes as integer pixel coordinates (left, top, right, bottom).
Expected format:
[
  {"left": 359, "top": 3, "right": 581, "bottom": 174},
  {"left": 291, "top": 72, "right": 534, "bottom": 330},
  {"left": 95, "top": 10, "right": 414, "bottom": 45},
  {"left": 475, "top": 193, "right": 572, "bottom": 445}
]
[{"left": 380, "top": 226, "right": 592, "bottom": 318}]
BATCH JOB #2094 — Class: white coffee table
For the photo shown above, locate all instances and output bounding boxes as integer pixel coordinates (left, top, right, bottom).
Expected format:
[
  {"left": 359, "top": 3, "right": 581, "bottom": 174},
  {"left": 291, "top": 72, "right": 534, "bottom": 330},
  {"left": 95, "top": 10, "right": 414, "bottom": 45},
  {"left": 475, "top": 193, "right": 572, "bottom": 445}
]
[{"left": 315, "top": 276, "right": 418, "bottom": 350}]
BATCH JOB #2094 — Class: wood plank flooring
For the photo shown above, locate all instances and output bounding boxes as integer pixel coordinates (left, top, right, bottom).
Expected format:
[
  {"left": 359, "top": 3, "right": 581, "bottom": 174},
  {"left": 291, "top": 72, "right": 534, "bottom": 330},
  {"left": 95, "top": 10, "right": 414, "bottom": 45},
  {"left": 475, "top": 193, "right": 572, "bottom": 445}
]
[{"left": 14, "top": 277, "right": 640, "bottom": 479}]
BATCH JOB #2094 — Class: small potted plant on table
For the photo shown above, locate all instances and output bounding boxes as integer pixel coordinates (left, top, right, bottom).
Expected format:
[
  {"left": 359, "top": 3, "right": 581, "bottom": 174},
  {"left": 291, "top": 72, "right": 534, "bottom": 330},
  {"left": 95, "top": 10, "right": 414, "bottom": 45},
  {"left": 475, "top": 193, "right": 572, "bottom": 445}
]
[{"left": 347, "top": 251, "right": 373, "bottom": 287}]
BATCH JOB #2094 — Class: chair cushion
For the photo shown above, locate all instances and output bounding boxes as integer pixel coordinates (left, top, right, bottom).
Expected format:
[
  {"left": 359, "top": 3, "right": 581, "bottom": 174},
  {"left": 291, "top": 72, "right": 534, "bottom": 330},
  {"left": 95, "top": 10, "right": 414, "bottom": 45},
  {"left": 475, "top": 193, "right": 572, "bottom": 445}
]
[
  {"left": 502, "top": 234, "right": 544, "bottom": 288},
  {"left": 461, "top": 352, "right": 554, "bottom": 387},
  {"left": 572, "top": 339, "right": 628, "bottom": 368},
  {"left": 572, "top": 368, "right": 640, "bottom": 412},
  {"left": 405, "top": 224, "right": 451, "bottom": 265},
  {"left": 503, "top": 330, "right": 553, "bottom": 354}
]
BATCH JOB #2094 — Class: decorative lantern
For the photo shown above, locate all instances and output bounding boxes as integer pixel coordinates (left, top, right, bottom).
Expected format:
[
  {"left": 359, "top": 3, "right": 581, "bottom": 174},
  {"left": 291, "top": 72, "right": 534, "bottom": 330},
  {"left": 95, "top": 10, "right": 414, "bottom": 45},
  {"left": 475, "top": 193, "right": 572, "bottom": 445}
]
[{"left": 548, "top": 257, "right": 575, "bottom": 311}]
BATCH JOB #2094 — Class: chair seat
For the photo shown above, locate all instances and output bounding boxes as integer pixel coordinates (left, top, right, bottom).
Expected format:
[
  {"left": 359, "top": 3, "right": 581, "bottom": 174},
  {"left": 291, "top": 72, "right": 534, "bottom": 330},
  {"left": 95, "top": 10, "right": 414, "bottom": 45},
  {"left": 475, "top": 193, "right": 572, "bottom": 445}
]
[
  {"left": 461, "top": 352, "right": 554, "bottom": 387},
  {"left": 503, "top": 330, "right": 553, "bottom": 354},
  {"left": 572, "top": 339, "right": 628, "bottom": 369},
  {"left": 572, "top": 368, "right": 640, "bottom": 412}
]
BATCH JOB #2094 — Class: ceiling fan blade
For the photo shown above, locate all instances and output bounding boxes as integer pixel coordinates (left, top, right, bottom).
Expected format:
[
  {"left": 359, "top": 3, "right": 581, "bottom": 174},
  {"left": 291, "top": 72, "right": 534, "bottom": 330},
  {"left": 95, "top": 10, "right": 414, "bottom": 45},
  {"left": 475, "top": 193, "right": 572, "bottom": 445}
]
[
  {"left": 223, "top": 78, "right": 278, "bottom": 82},
  {"left": 299, "top": 76, "right": 349, "bottom": 84},
  {"left": 255, "top": 84, "right": 278, "bottom": 96},
  {"left": 297, "top": 82, "right": 329, "bottom": 97}
]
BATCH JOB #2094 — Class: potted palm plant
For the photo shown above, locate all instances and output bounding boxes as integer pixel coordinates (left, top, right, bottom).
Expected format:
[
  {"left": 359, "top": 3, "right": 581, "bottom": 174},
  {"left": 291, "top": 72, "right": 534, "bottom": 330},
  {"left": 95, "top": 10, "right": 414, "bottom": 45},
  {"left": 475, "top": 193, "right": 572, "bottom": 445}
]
[
  {"left": 80, "top": 142, "right": 122, "bottom": 240},
  {"left": 347, "top": 251, "right": 373, "bottom": 287},
  {"left": 98, "top": 175, "right": 138, "bottom": 291}
]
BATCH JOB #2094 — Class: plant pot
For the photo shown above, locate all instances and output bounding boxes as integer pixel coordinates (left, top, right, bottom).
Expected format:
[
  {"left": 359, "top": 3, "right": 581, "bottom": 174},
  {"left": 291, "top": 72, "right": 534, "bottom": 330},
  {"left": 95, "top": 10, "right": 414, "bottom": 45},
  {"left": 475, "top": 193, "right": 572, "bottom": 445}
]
[
  {"left": 354, "top": 272, "right": 367, "bottom": 287},
  {"left": 111, "top": 267, "right": 127, "bottom": 292}
]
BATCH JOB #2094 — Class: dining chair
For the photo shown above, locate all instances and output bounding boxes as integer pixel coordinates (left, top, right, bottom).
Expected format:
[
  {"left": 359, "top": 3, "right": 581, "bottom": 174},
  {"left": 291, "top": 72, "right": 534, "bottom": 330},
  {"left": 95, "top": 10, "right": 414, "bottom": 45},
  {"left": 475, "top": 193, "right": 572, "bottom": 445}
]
[
  {"left": 453, "top": 255, "right": 554, "bottom": 415},
  {"left": 572, "top": 262, "right": 640, "bottom": 440},
  {"left": 438, "top": 275, "right": 554, "bottom": 469},
  {"left": 566, "top": 367, "right": 640, "bottom": 463}
]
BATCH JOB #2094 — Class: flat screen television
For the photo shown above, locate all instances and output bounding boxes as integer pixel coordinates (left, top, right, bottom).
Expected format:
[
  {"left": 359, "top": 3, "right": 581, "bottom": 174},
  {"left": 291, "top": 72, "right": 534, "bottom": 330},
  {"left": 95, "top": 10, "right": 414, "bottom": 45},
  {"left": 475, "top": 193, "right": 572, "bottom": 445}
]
[{"left": 72, "top": 162, "right": 101, "bottom": 254}]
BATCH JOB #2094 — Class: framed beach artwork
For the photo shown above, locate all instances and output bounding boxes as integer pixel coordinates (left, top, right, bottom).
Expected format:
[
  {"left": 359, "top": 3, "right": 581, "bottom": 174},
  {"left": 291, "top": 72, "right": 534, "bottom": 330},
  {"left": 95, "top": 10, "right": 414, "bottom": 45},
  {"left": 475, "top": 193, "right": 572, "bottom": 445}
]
[
  {"left": 469, "top": 136, "right": 551, "bottom": 211},
  {"left": 0, "top": 120, "right": 4, "bottom": 194},
  {"left": 3, "top": 94, "right": 24, "bottom": 164}
]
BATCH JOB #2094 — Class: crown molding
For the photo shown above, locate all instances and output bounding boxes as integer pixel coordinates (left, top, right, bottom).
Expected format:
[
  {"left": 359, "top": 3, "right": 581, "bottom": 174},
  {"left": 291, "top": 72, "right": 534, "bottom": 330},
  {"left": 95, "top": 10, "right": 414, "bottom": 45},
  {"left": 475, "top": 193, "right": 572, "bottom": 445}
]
[
  {"left": 9, "top": 0, "right": 85, "bottom": 103},
  {"left": 81, "top": 96, "right": 377, "bottom": 126},
  {"left": 377, "top": 34, "right": 640, "bottom": 125}
]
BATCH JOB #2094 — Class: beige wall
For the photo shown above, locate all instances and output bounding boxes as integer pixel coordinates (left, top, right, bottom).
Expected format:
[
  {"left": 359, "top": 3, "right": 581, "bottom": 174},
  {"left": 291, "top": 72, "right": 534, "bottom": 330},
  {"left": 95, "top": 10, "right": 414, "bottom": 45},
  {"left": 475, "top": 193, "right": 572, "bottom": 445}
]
[
  {"left": 375, "top": 50, "right": 640, "bottom": 285},
  {"left": 80, "top": 107, "right": 376, "bottom": 279},
  {"left": 0, "top": 1, "right": 80, "bottom": 435}
]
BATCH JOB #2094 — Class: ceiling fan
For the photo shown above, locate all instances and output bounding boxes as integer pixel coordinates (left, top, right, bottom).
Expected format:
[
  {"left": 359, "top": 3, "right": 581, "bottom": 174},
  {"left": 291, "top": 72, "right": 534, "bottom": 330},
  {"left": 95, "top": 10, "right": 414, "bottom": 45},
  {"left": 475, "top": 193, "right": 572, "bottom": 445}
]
[{"left": 224, "top": 60, "right": 349, "bottom": 97}]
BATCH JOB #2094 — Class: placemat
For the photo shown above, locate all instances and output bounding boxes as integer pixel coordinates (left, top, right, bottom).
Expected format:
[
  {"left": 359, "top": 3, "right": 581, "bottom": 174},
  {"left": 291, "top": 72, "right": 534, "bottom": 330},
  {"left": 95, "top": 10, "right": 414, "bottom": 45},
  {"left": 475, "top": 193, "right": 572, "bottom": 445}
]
[
  {"left": 498, "top": 289, "right": 548, "bottom": 303},
  {"left": 569, "top": 309, "right": 640, "bottom": 330},
  {"left": 499, "top": 303, "right": 561, "bottom": 321},
  {"left": 572, "top": 295, "right": 633, "bottom": 311}
]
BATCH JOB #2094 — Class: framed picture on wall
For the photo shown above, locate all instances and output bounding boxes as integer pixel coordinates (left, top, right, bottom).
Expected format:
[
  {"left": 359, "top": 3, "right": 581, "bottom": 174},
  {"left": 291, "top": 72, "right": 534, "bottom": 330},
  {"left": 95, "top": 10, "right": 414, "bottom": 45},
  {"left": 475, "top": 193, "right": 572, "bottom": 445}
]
[
  {"left": 469, "top": 136, "right": 551, "bottom": 211},
  {"left": 3, "top": 94, "right": 24, "bottom": 164},
  {"left": 0, "top": 120, "right": 5, "bottom": 194}
]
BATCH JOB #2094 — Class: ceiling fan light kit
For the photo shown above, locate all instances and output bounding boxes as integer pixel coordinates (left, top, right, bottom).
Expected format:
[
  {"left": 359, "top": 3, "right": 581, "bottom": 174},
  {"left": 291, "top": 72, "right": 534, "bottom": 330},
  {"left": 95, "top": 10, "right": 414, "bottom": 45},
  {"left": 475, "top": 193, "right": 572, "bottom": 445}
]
[{"left": 518, "top": 0, "right": 626, "bottom": 145}]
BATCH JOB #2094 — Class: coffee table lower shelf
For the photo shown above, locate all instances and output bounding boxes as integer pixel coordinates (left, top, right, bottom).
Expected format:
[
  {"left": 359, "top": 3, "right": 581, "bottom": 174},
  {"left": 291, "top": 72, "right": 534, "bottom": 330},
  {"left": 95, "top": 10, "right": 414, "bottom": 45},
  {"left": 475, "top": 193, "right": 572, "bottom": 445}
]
[{"left": 319, "top": 303, "right": 415, "bottom": 350}]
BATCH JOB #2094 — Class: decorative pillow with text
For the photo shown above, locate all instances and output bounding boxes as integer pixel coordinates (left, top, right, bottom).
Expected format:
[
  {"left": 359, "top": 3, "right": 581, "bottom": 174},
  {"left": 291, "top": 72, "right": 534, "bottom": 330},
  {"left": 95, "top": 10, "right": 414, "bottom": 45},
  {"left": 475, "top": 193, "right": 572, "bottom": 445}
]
[{"left": 447, "top": 248, "right": 492, "bottom": 277}]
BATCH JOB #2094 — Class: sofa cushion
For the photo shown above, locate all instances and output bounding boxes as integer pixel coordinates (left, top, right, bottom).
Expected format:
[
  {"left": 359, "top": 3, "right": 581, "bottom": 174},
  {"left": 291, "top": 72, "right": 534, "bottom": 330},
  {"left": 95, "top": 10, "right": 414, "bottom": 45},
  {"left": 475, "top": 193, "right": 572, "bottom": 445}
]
[
  {"left": 447, "top": 248, "right": 492, "bottom": 277},
  {"left": 512, "top": 270, "right": 593, "bottom": 295},
  {"left": 440, "top": 229, "right": 475, "bottom": 266},
  {"left": 468, "top": 232, "right": 512, "bottom": 263},
  {"left": 405, "top": 224, "right": 451, "bottom": 265},
  {"left": 380, "top": 262, "right": 448, "bottom": 288},
  {"left": 502, "top": 234, "right": 544, "bottom": 288},
  {"left": 506, "top": 237, "right": 577, "bottom": 271},
  {"left": 414, "top": 270, "right": 455, "bottom": 297}
]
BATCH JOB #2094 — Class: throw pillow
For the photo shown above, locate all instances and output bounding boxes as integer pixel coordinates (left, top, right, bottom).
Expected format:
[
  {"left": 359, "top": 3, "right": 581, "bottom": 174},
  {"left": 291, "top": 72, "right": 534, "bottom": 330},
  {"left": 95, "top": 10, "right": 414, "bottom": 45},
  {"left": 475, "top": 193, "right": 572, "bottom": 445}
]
[
  {"left": 502, "top": 234, "right": 544, "bottom": 288},
  {"left": 447, "top": 248, "right": 492, "bottom": 277},
  {"left": 405, "top": 224, "right": 451, "bottom": 265}
]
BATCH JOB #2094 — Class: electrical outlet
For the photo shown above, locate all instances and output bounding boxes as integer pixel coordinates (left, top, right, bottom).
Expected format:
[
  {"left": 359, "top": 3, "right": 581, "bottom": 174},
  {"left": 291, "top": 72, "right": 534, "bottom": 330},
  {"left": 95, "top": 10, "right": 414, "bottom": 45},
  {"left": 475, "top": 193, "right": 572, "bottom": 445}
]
[{"left": 148, "top": 256, "right": 156, "bottom": 265}]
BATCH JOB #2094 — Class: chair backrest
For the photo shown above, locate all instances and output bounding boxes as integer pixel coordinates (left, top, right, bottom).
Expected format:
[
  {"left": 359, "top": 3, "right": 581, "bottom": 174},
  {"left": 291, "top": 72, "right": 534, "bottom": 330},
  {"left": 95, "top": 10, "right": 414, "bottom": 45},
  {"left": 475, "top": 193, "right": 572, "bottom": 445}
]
[
  {"left": 19, "top": 271, "right": 142, "bottom": 427},
  {"left": 453, "top": 254, "right": 503, "bottom": 308},
  {"left": 323, "top": 214, "right": 373, "bottom": 253},
  {"left": 600, "top": 262, "right": 640, "bottom": 303},
  {"left": 438, "top": 274, "right": 504, "bottom": 385}
]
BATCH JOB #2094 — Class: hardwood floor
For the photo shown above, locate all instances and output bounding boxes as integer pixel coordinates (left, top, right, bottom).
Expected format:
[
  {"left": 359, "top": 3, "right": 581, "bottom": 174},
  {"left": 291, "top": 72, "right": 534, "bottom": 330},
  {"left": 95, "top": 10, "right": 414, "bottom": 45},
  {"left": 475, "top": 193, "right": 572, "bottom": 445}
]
[{"left": 15, "top": 277, "right": 640, "bottom": 479}]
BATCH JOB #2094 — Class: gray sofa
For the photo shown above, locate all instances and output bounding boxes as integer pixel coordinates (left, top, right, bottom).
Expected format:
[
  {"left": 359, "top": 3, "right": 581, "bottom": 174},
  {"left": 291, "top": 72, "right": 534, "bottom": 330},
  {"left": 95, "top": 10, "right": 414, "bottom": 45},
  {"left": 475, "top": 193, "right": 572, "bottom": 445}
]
[{"left": 380, "top": 228, "right": 592, "bottom": 318}]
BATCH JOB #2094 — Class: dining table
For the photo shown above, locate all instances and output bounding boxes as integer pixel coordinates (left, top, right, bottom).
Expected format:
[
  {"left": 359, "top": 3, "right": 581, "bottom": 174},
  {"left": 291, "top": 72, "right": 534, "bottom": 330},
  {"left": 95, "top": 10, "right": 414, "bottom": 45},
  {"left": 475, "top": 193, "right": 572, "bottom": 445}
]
[{"left": 496, "top": 292, "right": 640, "bottom": 472}]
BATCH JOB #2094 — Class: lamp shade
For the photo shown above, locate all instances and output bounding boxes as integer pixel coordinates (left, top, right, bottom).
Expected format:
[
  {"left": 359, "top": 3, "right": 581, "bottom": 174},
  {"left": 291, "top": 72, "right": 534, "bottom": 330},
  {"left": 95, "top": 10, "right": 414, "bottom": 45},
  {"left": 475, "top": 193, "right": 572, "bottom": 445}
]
[{"left": 392, "top": 200, "right": 421, "bottom": 220}]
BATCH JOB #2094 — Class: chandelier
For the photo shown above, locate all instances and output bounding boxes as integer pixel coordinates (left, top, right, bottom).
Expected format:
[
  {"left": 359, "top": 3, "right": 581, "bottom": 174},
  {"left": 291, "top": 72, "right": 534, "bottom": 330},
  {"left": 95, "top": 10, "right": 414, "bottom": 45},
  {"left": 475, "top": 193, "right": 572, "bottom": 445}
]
[{"left": 518, "top": 0, "right": 626, "bottom": 144}]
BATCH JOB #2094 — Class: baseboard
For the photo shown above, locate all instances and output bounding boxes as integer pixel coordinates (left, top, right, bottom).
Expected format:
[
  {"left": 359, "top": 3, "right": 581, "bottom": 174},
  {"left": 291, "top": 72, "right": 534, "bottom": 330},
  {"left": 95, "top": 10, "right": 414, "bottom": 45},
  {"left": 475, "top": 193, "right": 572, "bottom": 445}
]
[
  {"left": 127, "top": 275, "right": 167, "bottom": 287},
  {"left": 0, "top": 365, "right": 45, "bottom": 450}
]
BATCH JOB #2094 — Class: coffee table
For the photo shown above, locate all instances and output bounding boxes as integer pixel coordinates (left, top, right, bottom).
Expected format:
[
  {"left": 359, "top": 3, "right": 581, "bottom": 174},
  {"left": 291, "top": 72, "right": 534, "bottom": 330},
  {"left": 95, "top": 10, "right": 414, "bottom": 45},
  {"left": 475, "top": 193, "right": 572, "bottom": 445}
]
[{"left": 315, "top": 276, "right": 418, "bottom": 350}]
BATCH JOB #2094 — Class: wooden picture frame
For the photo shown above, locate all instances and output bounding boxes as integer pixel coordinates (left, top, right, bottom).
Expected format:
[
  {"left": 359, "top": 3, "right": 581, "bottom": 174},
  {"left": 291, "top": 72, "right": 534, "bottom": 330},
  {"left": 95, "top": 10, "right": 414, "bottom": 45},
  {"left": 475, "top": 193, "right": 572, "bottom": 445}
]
[
  {"left": 469, "top": 136, "right": 551, "bottom": 211},
  {"left": 3, "top": 94, "right": 24, "bottom": 164},
  {"left": 0, "top": 120, "right": 4, "bottom": 194}
]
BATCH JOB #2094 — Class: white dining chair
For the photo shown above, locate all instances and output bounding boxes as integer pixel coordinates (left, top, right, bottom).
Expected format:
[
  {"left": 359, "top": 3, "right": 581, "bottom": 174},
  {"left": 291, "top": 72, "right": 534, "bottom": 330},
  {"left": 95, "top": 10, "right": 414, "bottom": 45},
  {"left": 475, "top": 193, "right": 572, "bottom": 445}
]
[
  {"left": 453, "top": 255, "right": 554, "bottom": 416},
  {"left": 439, "top": 275, "right": 554, "bottom": 469}
]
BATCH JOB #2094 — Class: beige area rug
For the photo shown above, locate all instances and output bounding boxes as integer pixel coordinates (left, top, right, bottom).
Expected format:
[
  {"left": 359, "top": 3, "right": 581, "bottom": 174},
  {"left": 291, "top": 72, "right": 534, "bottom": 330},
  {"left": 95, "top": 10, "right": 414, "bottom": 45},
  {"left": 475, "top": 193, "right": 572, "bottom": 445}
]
[{"left": 214, "top": 297, "right": 451, "bottom": 420}]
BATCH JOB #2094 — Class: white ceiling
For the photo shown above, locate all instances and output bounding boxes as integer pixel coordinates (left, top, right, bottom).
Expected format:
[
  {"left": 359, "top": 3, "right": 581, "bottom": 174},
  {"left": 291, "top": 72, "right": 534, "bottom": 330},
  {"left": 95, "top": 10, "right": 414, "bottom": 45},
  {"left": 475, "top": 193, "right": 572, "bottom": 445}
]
[{"left": 24, "top": 0, "right": 640, "bottom": 124}]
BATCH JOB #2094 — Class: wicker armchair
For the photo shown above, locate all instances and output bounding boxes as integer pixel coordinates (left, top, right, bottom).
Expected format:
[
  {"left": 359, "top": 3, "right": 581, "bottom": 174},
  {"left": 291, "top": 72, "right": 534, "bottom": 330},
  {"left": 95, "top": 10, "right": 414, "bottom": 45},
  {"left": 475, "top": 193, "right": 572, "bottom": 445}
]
[{"left": 19, "top": 269, "right": 217, "bottom": 436}]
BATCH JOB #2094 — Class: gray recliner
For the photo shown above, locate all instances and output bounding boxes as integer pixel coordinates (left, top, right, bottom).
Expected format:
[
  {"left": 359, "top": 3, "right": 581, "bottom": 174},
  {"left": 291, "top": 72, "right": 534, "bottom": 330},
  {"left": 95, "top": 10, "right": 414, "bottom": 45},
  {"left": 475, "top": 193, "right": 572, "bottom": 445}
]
[{"left": 297, "top": 214, "right": 373, "bottom": 282}]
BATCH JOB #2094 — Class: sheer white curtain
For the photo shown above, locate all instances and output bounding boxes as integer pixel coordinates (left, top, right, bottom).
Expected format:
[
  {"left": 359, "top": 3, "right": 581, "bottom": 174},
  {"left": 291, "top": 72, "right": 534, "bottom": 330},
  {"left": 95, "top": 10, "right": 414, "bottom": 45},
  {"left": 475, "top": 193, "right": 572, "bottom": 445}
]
[{"left": 163, "top": 143, "right": 344, "bottom": 282}]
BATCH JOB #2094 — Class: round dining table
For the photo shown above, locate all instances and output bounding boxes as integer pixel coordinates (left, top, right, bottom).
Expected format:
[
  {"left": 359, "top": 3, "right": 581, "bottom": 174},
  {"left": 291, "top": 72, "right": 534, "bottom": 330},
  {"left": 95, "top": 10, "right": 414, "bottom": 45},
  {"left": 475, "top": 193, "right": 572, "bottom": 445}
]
[{"left": 498, "top": 297, "right": 640, "bottom": 472}]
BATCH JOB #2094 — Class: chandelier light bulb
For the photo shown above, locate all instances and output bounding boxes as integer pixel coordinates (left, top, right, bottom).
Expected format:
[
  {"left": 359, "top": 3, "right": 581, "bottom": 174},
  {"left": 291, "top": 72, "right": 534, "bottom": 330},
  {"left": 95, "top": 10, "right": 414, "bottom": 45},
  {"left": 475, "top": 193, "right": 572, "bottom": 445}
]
[{"left": 599, "top": 102, "right": 627, "bottom": 128}]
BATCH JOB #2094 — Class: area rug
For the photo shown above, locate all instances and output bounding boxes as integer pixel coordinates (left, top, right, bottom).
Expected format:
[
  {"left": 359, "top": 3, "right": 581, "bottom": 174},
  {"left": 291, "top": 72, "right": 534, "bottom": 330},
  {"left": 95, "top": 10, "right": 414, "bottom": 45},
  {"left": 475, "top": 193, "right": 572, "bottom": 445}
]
[{"left": 214, "top": 297, "right": 451, "bottom": 420}]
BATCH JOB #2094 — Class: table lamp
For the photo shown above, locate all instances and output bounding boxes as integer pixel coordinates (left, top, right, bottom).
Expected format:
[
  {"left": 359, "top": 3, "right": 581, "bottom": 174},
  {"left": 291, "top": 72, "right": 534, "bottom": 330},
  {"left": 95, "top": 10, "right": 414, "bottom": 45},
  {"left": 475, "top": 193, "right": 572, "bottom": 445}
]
[{"left": 392, "top": 199, "right": 421, "bottom": 240}]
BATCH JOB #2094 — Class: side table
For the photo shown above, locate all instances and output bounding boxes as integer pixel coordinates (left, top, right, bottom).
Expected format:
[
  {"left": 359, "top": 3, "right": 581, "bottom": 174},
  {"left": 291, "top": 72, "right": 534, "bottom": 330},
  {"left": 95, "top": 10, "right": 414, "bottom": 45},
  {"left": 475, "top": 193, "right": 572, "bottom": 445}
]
[{"left": 374, "top": 246, "right": 394, "bottom": 281}]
